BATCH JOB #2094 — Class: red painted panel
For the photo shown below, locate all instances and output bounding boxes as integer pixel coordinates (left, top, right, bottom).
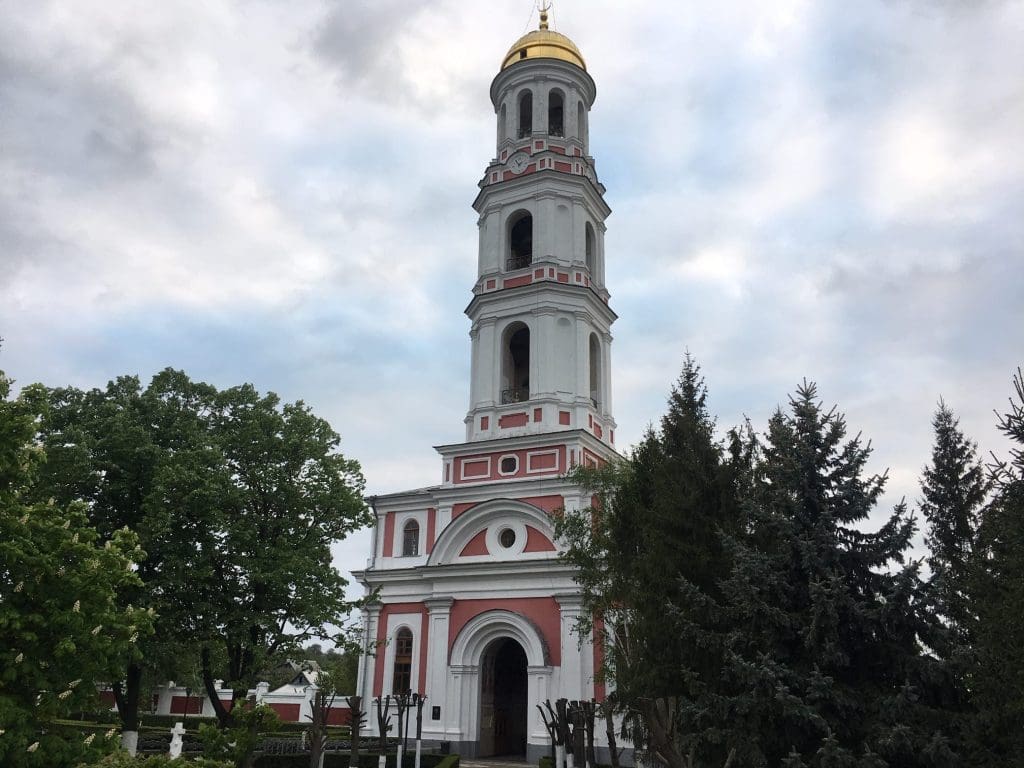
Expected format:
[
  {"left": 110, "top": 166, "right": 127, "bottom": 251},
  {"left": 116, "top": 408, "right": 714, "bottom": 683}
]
[
  {"left": 373, "top": 603, "right": 428, "bottom": 697},
  {"left": 594, "top": 424, "right": 603, "bottom": 439},
  {"left": 528, "top": 452, "right": 557, "bottom": 471},
  {"left": 554, "top": 161, "right": 572, "bottom": 172},
  {"left": 452, "top": 502, "right": 475, "bottom": 518},
  {"left": 480, "top": 416, "right": 489, "bottom": 430},
  {"left": 170, "top": 696, "right": 203, "bottom": 715},
  {"left": 534, "top": 141, "right": 544, "bottom": 150},
  {"left": 551, "top": 145, "right": 565, "bottom": 154},
  {"left": 449, "top": 597, "right": 562, "bottom": 665},
  {"left": 485, "top": 279, "right": 496, "bottom": 290},
  {"left": 499, "top": 412, "right": 529, "bottom": 428},
  {"left": 517, "top": 494, "right": 564, "bottom": 513},
  {"left": 611, "top": 430, "right": 615, "bottom": 443},
  {"left": 557, "top": 272, "right": 569, "bottom": 283},
  {"left": 460, "top": 529, "right": 488, "bottom": 556},
  {"left": 503, "top": 274, "right": 532, "bottom": 289},
  {"left": 524, "top": 526, "right": 556, "bottom": 552},
  {"left": 426, "top": 508, "right": 436, "bottom": 555},
  {"left": 383, "top": 513, "right": 395, "bottom": 557},
  {"left": 269, "top": 703, "right": 301, "bottom": 722},
  {"left": 533, "top": 408, "right": 543, "bottom": 422},
  {"left": 462, "top": 459, "right": 490, "bottom": 478},
  {"left": 419, "top": 611, "right": 429, "bottom": 694},
  {"left": 534, "top": 269, "right": 544, "bottom": 278},
  {"left": 548, "top": 268, "right": 555, "bottom": 277},
  {"left": 575, "top": 272, "right": 582, "bottom": 282},
  {"left": 327, "top": 706, "right": 352, "bottom": 726},
  {"left": 503, "top": 171, "right": 513, "bottom": 181},
  {"left": 574, "top": 147, "right": 581, "bottom": 156},
  {"left": 559, "top": 411, "right": 571, "bottom": 425}
]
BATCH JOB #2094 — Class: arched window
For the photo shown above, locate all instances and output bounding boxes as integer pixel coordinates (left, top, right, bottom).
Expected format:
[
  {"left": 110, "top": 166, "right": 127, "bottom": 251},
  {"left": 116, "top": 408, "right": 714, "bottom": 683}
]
[
  {"left": 499, "top": 103, "right": 507, "bottom": 143},
  {"left": 502, "top": 322, "right": 530, "bottom": 404},
  {"left": 577, "top": 101, "right": 587, "bottom": 144},
  {"left": 589, "top": 333, "right": 601, "bottom": 408},
  {"left": 508, "top": 211, "right": 532, "bottom": 270},
  {"left": 548, "top": 89, "right": 564, "bottom": 136},
  {"left": 585, "top": 222, "right": 595, "bottom": 273},
  {"left": 518, "top": 90, "right": 533, "bottom": 138},
  {"left": 402, "top": 519, "right": 419, "bottom": 557},
  {"left": 393, "top": 628, "right": 413, "bottom": 694}
]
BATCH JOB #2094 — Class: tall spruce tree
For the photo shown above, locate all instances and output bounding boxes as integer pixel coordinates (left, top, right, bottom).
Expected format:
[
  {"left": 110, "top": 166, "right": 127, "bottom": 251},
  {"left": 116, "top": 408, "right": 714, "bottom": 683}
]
[
  {"left": 920, "top": 401, "right": 987, "bottom": 638},
  {"left": 917, "top": 400, "right": 987, "bottom": 754},
  {"left": 556, "top": 354, "right": 745, "bottom": 767},
  {"left": 968, "top": 368, "right": 1024, "bottom": 766},
  {"left": 720, "top": 383, "right": 953, "bottom": 767}
]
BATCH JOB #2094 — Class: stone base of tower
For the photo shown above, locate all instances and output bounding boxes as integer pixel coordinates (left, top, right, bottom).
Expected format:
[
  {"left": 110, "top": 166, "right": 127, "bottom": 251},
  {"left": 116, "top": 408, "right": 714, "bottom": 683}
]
[{"left": 354, "top": 429, "right": 630, "bottom": 762}]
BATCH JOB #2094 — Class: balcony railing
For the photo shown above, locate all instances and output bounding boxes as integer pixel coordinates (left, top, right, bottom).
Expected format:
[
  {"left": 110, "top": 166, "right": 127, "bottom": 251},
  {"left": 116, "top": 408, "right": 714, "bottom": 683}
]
[
  {"left": 502, "top": 387, "right": 529, "bottom": 404},
  {"left": 506, "top": 254, "right": 532, "bottom": 271}
]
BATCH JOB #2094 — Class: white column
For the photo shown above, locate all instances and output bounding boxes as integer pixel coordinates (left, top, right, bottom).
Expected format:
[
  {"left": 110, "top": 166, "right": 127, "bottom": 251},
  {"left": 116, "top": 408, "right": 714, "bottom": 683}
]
[
  {"left": 574, "top": 312, "right": 589, "bottom": 402},
  {"left": 360, "top": 603, "right": 382, "bottom": 733},
  {"left": 423, "top": 598, "right": 454, "bottom": 737},
  {"left": 601, "top": 332, "right": 613, "bottom": 419},
  {"left": 556, "top": 594, "right": 587, "bottom": 701},
  {"left": 527, "top": 665, "right": 555, "bottom": 745},
  {"left": 480, "top": 318, "right": 498, "bottom": 406},
  {"left": 533, "top": 308, "right": 556, "bottom": 399}
]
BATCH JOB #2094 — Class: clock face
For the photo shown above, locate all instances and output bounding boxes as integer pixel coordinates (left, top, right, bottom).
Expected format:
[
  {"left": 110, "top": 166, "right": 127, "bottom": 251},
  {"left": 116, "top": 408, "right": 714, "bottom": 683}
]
[{"left": 508, "top": 152, "right": 529, "bottom": 174}]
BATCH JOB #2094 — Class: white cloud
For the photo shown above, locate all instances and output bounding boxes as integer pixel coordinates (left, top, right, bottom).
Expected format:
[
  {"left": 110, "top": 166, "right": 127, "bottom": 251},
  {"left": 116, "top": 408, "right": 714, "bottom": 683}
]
[{"left": 1, "top": 0, "right": 1022, "bottom": 590}]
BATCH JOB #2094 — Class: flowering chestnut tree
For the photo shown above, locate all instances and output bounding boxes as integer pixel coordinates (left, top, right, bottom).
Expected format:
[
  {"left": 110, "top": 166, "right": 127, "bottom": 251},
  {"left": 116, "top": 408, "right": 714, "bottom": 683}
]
[{"left": 0, "top": 371, "right": 152, "bottom": 768}]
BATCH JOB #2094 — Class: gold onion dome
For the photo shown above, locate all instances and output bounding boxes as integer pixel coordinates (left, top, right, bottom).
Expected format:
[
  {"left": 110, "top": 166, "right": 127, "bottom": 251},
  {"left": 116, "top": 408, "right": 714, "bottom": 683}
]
[{"left": 501, "top": 6, "right": 586, "bottom": 71}]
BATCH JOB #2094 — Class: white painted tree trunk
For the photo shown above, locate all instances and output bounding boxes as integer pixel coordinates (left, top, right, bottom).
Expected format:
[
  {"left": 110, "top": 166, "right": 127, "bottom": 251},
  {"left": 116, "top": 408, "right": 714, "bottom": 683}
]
[
  {"left": 556, "top": 743, "right": 566, "bottom": 768},
  {"left": 121, "top": 730, "right": 138, "bottom": 756},
  {"left": 415, "top": 739, "right": 422, "bottom": 768}
]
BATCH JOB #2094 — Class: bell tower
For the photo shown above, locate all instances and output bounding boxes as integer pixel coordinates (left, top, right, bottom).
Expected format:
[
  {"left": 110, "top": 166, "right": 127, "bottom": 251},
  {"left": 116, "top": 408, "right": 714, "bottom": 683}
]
[
  {"left": 465, "top": 6, "right": 616, "bottom": 448},
  {"left": 356, "top": 13, "right": 628, "bottom": 762}
]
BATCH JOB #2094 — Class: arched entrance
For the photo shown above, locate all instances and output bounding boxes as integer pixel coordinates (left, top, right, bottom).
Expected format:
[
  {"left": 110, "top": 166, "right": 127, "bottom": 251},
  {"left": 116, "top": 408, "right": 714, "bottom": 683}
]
[{"left": 479, "top": 637, "right": 528, "bottom": 757}]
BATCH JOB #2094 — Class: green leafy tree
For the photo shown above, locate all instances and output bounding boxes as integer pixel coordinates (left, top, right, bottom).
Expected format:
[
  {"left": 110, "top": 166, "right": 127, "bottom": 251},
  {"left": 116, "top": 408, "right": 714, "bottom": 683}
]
[
  {"left": 720, "top": 383, "right": 953, "bottom": 767},
  {"left": 967, "top": 368, "right": 1024, "bottom": 766},
  {"left": 28, "top": 370, "right": 217, "bottom": 740},
  {"left": 176, "top": 383, "right": 371, "bottom": 726},
  {"left": 0, "top": 371, "right": 153, "bottom": 768},
  {"left": 555, "top": 355, "right": 747, "bottom": 767}
]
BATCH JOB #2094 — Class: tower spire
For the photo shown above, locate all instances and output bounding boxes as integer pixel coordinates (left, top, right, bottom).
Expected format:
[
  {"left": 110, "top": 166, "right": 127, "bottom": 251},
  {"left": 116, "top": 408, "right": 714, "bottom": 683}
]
[{"left": 538, "top": 1, "right": 551, "bottom": 30}]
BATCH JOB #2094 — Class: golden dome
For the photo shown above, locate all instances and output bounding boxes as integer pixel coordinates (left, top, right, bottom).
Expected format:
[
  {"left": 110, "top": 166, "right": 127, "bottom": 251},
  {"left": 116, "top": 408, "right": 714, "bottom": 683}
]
[{"left": 500, "top": 8, "right": 586, "bottom": 71}]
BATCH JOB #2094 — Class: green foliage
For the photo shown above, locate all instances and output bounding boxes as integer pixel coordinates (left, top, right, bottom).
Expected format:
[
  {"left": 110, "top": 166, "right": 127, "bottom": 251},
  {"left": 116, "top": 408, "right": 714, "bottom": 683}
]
[
  {"left": 720, "top": 382, "right": 950, "bottom": 767},
  {"left": 0, "top": 370, "right": 153, "bottom": 768},
  {"left": 555, "top": 354, "right": 748, "bottom": 765},
  {"left": 27, "top": 369, "right": 372, "bottom": 728},
  {"left": 199, "top": 704, "right": 281, "bottom": 768},
  {"left": 78, "top": 748, "right": 232, "bottom": 767},
  {"left": 920, "top": 401, "right": 988, "bottom": 639},
  {"left": 967, "top": 368, "right": 1024, "bottom": 766}
]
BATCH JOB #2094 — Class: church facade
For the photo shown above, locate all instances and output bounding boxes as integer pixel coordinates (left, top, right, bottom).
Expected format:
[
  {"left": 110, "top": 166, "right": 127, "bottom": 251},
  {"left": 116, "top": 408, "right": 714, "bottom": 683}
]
[{"left": 354, "top": 13, "right": 620, "bottom": 761}]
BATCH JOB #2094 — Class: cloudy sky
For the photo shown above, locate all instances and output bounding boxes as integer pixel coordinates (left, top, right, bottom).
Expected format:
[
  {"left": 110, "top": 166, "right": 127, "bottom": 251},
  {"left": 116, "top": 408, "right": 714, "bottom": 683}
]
[{"left": 2, "top": 0, "right": 1022, "bottom": 598}]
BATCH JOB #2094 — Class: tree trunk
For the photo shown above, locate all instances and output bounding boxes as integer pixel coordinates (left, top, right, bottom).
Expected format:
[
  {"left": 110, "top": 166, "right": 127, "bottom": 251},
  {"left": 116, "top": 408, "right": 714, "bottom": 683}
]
[
  {"left": 201, "top": 645, "right": 232, "bottom": 728},
  {"left": 113, "top": 663, "right": 143, "bottom": 754},
  {"left": 603, "top": 705, "right": 620, "bottom": 768}
]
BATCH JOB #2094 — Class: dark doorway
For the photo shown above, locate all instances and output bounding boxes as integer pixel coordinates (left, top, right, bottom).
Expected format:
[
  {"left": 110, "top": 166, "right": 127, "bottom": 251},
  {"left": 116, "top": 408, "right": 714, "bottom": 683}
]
[{"left": 479, "top": 638, "right": 528, "bottom": 757}]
